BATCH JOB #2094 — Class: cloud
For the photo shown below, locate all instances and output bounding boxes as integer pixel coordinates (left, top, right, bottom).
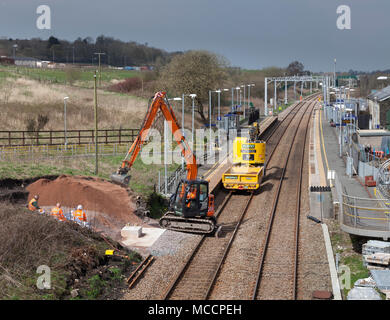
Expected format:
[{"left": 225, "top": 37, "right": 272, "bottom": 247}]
[{"left": 0, "top": 0, "right": 389, "bottom": 71}]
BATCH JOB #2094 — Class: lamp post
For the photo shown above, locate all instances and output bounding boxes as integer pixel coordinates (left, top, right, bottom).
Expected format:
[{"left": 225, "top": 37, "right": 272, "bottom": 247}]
[
  {"left": 209, "top": 90, "right": 212, "bottom": 154},
  {"left": 63, "top": 97, "right": 69, "bottom": 149},
  {"left": 235, "top": 87, "right": 241, "bottom": 125},
  {"left": 235, "top": 87, "right": 240, "bottom": 109},
  {"left": 247, "top": 84, "right": 255, "bottom": 108},
  {"left": 241, "top": 85, "right": 246, "bottom": 119},
  {"left": 178, "top": 94, "right": 197, "bottom": 170},
  {"left": 208, "top": 89, "right": 224, "bottom": 154},
  {"left": 274, "top": 79, "right": 277, "bottom": 111},
  {"left": 93, "top": 72, "right": 98, "bottom": 175},
  {"left": 231, "top": 87, "right": 234, "bottom": 110},
  {"left": 374, "top": 97, "right": 378, "bottom": 129},
  {"left": 210, "top": 89, "right": 222, "bottom": 125},
  {"left": 334, "top": 58, "right": 337, "bottom": 87},
  {"left": 189, "top": 94, "right": 197, "bottom": 144},
  {"left": 284, "top": 79, "right": 288, "bottom": 105},
  {"left": 168, "top": 97, "right": 183, "bottom": 169},
  {"left": 220, "top": 89, "right": 229, "bottom": 125},
  {"left": 12, "top": 44, "right": 18, "bottom": 59},
  {"left": 94, "top": 52, "right": 106, "bottom": 86},
  {"left": 264, "top": 77, "right": 268, "bottom": 116}
]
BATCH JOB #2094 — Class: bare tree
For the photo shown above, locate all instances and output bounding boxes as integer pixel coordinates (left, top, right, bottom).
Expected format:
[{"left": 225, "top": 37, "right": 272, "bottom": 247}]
[
  {"left": 286, "top": 61, "right": 304, "bottom": 76},
  {"left": 158, "top": 50, "right": 228, "bottom": 123}
]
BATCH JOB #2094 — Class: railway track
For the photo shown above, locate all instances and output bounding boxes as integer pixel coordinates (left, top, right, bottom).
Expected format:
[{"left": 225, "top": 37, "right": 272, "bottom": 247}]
[
  {"left": 127, "top": 254, "right": 155, "bottom": 289},
  {"left": 161, "top": 96, "right": 319, "bottom": 300},
  {"left": 162, "top": 192, "right": 254, "bottom": 299},
  {"left": 251, "top": 99, "right": 316, "bottom": 300}
]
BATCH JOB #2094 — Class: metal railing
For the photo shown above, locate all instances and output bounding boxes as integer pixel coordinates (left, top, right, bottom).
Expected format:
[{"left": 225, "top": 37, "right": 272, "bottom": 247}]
[
  {"left": 335, "top": 172, "right": 390, "bottom": 239},
  {"left": 157, "top": 146, "right": 219, "bottom": 196}
]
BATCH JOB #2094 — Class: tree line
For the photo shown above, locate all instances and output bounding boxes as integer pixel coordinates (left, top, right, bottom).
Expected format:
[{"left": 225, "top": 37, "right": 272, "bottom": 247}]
[{"left": 0, "top": 35, "right": 179, "bottom": 66}]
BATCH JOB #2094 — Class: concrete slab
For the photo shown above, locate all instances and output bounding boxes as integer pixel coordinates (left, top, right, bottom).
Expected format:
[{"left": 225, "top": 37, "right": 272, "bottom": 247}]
[
  {"left": 371, "top": 270, "right": 390, "bottom": 291},
  {"left": 121, "top": 227, "right": 166, "bottom": 248}
]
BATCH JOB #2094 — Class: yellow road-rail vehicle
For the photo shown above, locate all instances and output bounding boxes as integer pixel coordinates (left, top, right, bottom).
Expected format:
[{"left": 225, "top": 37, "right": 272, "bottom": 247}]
[{"left": 222, "top": 134, "right": 266, "bottom": 191}]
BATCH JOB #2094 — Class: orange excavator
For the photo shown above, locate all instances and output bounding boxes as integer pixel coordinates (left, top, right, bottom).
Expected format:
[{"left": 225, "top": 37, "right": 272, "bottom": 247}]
[{"left": 111, "top": 91, "right": 217, "bottom": 234}]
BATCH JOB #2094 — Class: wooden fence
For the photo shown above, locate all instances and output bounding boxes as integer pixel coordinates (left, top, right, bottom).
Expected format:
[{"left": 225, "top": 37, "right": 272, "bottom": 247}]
[{"left": 0, "top": 129, "right": 139, "bottom": 147}]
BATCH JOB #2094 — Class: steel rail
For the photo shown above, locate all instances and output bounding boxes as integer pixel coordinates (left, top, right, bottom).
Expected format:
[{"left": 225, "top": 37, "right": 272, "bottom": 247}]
[
  {"left": 203, "top": 191, "right": 254, "bottom": 299},
  {"left": 161, "top": 191, "right": 233, "bottom": 300},
  {"left": 251, "top": 100, "right": 316, "bottom": 300}
]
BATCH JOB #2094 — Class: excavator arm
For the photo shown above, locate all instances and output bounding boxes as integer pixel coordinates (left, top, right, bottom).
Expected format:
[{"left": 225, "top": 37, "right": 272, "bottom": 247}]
[{"left": 111, "top": 91, "right": 197, "bottom": 186}]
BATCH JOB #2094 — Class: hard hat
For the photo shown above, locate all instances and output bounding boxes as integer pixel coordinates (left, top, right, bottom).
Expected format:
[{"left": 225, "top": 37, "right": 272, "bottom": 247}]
[{"left": 77, "top": 205, "right": 83, "bottom": 210}]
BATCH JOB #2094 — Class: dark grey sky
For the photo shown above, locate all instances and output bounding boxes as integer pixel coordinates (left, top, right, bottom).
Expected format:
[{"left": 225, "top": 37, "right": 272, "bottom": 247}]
[{"left": 0, "top": 0, "right": 389, "bottom": 72}]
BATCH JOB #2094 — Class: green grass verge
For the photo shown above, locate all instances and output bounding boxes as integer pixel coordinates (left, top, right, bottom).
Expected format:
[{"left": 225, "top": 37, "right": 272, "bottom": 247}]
[
  {"left": 0, "top": 153, "right": 178, "bottom": 196},
  {"left": 328, "top": 220, "right": 378, "bottom": 299}
]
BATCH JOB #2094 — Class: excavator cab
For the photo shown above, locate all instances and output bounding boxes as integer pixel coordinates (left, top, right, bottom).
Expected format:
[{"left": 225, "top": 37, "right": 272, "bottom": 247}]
[
  {"left": 170, "top": 179, "right": 210, "bottom": 218},
  {"left": 160, "top": 179, "right": 216, "bottom": 234}
]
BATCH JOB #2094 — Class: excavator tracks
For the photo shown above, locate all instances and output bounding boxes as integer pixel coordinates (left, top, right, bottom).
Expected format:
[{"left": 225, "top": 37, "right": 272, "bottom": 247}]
[{"left": 159, "top": 212, "right": 217, "bottom": 235}]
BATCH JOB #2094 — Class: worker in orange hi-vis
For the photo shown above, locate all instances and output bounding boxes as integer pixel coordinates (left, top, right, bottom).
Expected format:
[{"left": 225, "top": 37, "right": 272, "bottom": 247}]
[
  {"left": 72, "top": 205, "right": 87, "bottom": 225},
  {"left": 51, "top": 203, "right": 66, "bottom": 222},
  {"left": 28, "top": 195, "right": 40, "bottom": 212},
  {"left": 186, "top": 186, "right": 197, "bottom": 208}
]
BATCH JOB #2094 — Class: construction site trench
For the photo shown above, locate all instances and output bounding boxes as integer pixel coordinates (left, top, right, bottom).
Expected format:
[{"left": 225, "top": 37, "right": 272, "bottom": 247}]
[{"left": 1, "top": 175, "right": 148, "bottom": 242}]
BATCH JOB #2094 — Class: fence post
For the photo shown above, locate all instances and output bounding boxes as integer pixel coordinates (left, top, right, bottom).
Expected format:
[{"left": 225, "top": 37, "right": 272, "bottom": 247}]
[
  {"left": 50, "top": 131, "right": 52, "bottom": 145},
  {"left": 119, "top": 128, "right": 121, "bottom": 144},
  {"left": 353, "top": 197, "right": 357, "bottom": 227},
  {"left": 8, "top": 131, "right": 11, "bottom": 146},
  {"left": 105, "top": 130, "right": 108, "bottom": 144},
  {"left": 22, "top": 131, "right": 25, "bottom": 146}
]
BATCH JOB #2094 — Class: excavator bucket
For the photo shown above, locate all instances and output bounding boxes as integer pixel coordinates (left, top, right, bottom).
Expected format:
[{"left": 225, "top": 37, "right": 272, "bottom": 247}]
[{"left": 110, "top": 173, "right": 131, "bottom": 186}]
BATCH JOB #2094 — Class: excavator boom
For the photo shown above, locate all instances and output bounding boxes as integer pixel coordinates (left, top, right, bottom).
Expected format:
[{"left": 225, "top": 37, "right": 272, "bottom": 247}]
[
  {"left": 112, "top": 91, "right": 217, "bottom": 235},
  {"left": 111, "top": 91, "right": 197, "bottom": 186}
]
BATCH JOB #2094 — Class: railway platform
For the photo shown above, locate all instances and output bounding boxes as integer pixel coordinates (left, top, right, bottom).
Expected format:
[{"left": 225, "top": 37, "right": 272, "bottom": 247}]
[{"left": 318, "top": 105, "right": 390, "bottom": 240}]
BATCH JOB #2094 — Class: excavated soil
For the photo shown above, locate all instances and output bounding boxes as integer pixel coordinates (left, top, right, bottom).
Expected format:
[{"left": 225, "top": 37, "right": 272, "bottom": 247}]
[{"left": 26, "top": 175, "right": 141, "bottom": 241}]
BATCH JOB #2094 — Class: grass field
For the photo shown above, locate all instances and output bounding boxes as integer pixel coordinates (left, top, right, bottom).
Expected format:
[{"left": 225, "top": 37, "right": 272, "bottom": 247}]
[
  {"left": 0, "top": 75, "right": 149, "bottom": 131},
  {"left": 0, "top": 65, "right": 140, "bottom": 87}
]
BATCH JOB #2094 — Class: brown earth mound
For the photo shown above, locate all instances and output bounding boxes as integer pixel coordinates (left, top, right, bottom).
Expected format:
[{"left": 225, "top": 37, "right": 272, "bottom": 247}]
[{"left": 26, "top": 175, "right": 142, "bottom": 241}]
